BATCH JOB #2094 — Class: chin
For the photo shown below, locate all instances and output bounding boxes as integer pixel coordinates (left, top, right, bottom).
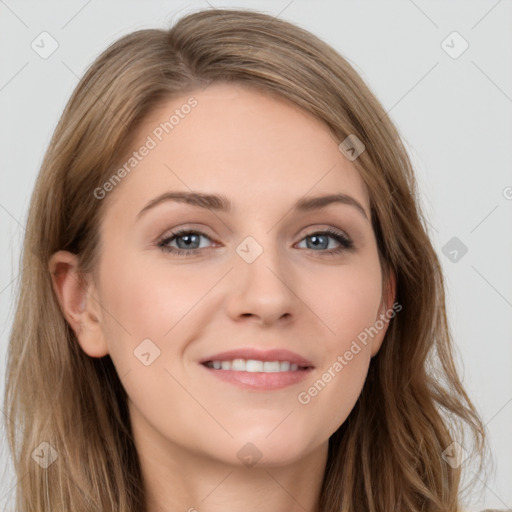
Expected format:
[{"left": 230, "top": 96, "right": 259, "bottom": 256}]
[{"left": 223, "top": 431, "right": 315, "bottom": 468}]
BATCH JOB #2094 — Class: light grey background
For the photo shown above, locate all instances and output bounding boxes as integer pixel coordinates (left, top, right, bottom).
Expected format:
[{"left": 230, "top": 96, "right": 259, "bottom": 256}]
[{"left": 0, "top": 1, "right": 511, "bottom": 510}]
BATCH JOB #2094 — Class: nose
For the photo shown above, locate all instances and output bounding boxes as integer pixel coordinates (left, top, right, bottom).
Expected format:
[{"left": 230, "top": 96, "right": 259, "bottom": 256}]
[{"left": 224, "top": 241, "right": 302, "bottom": 327}]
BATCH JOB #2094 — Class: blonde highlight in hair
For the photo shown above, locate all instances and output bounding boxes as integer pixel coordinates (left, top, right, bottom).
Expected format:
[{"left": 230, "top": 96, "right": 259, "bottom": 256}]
[{"left": 4, "top": 8, "right": 487, "bottom": 511}]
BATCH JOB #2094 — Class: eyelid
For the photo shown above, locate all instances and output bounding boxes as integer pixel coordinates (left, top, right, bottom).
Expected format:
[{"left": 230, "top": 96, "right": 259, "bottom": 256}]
[
  {"left": 157, "top": 227, "right": 218, "bottom": 250},
  {"left": 156, "top": 223, "right": 217, "bottom": 243}
]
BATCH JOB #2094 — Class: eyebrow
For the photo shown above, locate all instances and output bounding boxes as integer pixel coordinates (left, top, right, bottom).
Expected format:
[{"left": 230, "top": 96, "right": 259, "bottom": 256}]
[{"left": 136, "top": 191, "right": 369, "bottom": 220}]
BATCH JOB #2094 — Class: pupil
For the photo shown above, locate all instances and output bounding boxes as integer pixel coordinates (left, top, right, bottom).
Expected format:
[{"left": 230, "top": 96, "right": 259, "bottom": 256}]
[
  {"left": 308, "top": 234, "right": 327, "bottom": 250},
  {"left": 178, "top": 234, "right": 199, "bottom": 249}
]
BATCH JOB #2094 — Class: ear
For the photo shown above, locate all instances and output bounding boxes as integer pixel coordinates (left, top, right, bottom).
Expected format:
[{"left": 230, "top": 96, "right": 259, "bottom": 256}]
[
  {"left": 48, "top": 250, "right": 109, "bottom": 358},
  {"left": 370, "top": 267, "right": 397, "bottom": 357}
]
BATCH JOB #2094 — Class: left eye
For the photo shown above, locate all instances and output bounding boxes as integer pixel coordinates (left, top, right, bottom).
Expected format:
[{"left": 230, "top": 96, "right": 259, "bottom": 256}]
[
  {"left": 157, "top": 228, "right": 353, "bottom": 256},
  {"left": 295, "top": 229, "right": 353, "bottom": 252}
]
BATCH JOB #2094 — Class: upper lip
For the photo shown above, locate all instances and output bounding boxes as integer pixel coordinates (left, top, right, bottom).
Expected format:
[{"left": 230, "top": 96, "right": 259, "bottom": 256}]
[{"left": 199, "top": 348, "right": 315, "bottom": 368}]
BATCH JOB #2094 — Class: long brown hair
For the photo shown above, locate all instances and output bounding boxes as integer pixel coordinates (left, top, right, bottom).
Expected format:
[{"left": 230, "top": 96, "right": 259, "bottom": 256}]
[{"left": 3, "top": 8, "right": 487, "bottom": 511}]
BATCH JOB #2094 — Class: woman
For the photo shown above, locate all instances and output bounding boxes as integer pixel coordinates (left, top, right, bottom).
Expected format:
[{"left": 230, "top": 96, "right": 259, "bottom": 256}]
[{"left": 3, "top": 8, "right": 488, "bottom": 512}]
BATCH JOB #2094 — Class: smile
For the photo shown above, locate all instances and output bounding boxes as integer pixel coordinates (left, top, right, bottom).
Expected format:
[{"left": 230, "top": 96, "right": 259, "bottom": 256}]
[{"left": 202, "top": 359, "right": 308, "bottom": 372}]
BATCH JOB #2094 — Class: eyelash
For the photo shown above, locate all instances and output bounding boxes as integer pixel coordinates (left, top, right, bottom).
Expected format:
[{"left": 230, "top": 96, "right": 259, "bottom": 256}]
[{"left": 157, "top": 227, "right": 354, "bottom": 257}]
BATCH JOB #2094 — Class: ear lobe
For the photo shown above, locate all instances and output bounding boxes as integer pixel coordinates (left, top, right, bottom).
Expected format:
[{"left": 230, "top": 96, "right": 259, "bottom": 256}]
[{"left": 48, "top": 250, "right": 108, "bottom": 358}]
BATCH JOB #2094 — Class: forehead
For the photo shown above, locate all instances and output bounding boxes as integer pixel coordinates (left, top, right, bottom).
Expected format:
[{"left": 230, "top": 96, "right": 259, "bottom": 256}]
[{"left": 104, "top": 82, "right": 370, "bottom": 216}]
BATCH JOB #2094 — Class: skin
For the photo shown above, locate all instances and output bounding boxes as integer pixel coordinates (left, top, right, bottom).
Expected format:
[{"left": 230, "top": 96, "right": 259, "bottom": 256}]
[{"left": 50, "top": 82, "right": 395, "bottom": 512}]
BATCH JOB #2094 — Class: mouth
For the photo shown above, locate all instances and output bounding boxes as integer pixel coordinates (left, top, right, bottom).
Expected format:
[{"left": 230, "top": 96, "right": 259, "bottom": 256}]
[
  {"left": 198, "top": 348, "right": 315, "bottom": 390},
  {"left": 202, "top": 359, "right": 311, "bottom": 372}
]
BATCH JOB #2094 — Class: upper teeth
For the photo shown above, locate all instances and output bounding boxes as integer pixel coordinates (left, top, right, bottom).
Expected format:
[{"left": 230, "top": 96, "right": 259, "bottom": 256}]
[{"left": 206, "top": 359, "right": 302, "bottom": 372}]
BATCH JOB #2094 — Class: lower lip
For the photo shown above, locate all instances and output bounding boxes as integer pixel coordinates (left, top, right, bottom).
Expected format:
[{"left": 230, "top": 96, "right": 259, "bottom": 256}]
[{"left": 200, "top": 364, "right": 313, "bottom": 390}]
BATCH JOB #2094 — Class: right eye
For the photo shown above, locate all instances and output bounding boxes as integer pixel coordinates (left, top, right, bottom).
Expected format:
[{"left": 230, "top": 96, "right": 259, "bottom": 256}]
[{"left": 157, "top": 229, "right": 216, "bottom": 256}]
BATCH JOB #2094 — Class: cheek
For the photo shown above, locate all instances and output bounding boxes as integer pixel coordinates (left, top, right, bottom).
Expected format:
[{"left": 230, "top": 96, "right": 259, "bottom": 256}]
[
  {"left": 293, "top": 259, "right": 382, "bottom": 434},
  {"left": 303, "top": 258, "right": 383, "bottom": 347},
  {"left": 94, "top": 253, "right": 180, "bottom": 377},
  {"left": 297, "top": 346, "right": 371, "bottom": 442},
  {"left": 95, "top": 256, "right": 209, "bottom": 422},
  {"left": 98, "top": 252, "right": 207, "bottom": 340}
]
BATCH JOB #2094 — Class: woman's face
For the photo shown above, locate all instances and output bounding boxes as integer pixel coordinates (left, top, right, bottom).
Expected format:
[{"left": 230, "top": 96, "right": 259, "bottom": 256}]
[{"left": 85, "top": 82, "right": 393, "bottom": 468}]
